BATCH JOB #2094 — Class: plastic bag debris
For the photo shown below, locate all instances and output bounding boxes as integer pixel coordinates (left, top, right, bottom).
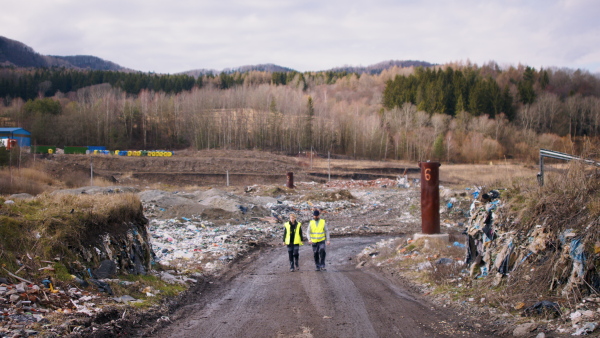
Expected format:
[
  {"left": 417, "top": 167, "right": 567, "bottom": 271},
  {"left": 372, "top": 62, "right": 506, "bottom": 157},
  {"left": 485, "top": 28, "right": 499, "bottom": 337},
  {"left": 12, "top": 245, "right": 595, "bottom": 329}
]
[
  {"left": 522, "top": 300, "right": 561, "bottom": 318},
  {"left": 573, "top": 322, "right": 598, "bottom": 336},
  {"left": 93, "top": 260, "right": 117, "bottom": 279},
  {"left": 112, "top": 295, "right": 137, "bottom": 303}
]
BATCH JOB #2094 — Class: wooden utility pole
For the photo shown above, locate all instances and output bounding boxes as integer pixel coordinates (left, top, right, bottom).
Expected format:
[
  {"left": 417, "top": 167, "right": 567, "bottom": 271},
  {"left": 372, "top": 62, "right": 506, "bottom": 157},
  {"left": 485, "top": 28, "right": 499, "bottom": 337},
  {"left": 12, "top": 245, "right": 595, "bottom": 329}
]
[
  {"left": 90, "top": 156, "right": 94, "bottom": 186},
  {"left": 328, "top": 151, "right": 331, "bottom": 182}
]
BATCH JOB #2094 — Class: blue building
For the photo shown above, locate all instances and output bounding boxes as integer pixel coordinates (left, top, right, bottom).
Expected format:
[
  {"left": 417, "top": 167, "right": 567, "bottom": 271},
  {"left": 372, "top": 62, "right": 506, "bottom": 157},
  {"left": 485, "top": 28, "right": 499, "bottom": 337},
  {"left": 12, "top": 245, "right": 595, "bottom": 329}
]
[{"left": 0, "top": 128, "right": 32, "bottom": 147}]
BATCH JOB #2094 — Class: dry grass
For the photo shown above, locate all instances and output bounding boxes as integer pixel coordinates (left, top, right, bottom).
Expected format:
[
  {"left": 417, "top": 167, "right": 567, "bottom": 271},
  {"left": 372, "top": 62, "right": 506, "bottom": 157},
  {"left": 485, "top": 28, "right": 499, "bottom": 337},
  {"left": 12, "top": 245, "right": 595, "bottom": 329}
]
[
  {"left": 0, "top": 175, "right": 44, "bottom": 195},
  {"left": 309, "top": 156, "right": 539, "bottom": 189},
  {"left": 439, "top": 162, "right": 539, "bottom": 188},
  {"left": 0, "top": 167, "right": 59, "bottom": 195},
  {"left": 310, "top": 157, "right": 415, "bottom": 170},
  {"left": 0, "top": 164, "right": 129, "bottom": 194},
  {"left": 16, "top": 167, "right": 55, "bottom": 184},
  {"left": 0, "top": 193, "right": 143, "bottom": 276},
  {"left": 302, "top": 189, "right": 354, "bottom": 202},
  {"left": 91, "top": 176, "right": 116, "bottom": 187},
  {"left": 63, "top": 170, "right": 92, "bottom": 188}
]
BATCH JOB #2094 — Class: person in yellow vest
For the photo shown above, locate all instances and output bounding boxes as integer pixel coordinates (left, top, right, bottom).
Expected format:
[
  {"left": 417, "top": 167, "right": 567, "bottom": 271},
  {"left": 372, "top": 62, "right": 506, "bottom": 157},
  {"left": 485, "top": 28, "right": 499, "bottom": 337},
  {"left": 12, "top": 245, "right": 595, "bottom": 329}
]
[
  {"left": 307, "top": 209, "right": 330, "bottom": 271},
  {"left": 282, "top": 213, "right": 305, "bottom": 272}
]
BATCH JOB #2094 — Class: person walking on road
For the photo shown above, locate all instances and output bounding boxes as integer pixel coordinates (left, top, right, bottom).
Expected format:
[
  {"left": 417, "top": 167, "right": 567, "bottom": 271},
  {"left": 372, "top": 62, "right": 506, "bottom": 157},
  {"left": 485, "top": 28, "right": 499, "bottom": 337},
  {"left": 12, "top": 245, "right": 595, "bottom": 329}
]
[
  {"left": 307, "top": 209, "right": 330, "bottom": 271},
  {"left": 282, "top": 213, "right": 304, "bottom": 272}
]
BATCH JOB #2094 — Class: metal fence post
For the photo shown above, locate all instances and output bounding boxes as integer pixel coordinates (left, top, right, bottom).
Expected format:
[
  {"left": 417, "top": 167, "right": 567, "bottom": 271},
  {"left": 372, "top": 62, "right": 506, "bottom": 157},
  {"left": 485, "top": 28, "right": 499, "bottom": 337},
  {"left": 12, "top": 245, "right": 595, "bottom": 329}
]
[{"left": 419, "top": 161, "right": 441, "bottom": 235}]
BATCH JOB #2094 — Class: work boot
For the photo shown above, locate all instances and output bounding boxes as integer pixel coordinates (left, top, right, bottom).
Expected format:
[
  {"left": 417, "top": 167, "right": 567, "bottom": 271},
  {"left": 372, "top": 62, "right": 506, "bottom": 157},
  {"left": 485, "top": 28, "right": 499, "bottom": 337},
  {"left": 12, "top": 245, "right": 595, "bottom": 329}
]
[{"left": 290, "top": 268, "right": 295, "bottom": 272}]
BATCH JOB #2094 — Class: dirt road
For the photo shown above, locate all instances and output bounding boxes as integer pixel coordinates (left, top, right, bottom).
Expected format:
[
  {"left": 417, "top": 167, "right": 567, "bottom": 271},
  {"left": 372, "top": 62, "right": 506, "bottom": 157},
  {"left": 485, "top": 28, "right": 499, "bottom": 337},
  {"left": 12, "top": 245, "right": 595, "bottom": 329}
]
[{"left": 151, "top": 236, "right": 494, "bottom": 338}]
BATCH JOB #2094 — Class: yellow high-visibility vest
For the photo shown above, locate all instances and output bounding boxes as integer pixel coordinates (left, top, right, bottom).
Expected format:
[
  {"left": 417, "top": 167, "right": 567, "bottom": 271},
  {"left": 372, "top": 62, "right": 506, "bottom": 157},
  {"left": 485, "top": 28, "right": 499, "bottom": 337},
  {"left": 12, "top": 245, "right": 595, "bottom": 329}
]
[
  {"left": 284, "top": 222, "right": 303, "bottom": 245},
  {"left": 309, "top": 219, "right": 326, "bottom": 243}
]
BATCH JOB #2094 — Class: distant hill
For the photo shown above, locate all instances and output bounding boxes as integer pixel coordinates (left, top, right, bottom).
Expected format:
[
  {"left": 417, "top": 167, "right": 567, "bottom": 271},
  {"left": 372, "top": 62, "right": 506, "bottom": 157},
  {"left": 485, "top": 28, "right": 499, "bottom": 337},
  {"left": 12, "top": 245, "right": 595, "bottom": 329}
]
[
  {"left": 224, "top": 63, "right": 296, "bottom": 73},
  {"left": 1, "top": 35, "right": 433, "bottom": 75},
  {"left": 0, "top": 36, "right": 129, "bottom": 71},
  {"left": 326, "top": 60, "right": 435, "bottom": 74},
  {"left": 182, "top": 68, "right": 219, "bottom": 77},
  {"left": 51, "top": 55, "right": 126, "bottom": 71},
  {"left": 182, "top": 61, "right": 433, "bottom": 77},
  {"left": 182, "top": 63, "right": 296, "bottom": 77}
]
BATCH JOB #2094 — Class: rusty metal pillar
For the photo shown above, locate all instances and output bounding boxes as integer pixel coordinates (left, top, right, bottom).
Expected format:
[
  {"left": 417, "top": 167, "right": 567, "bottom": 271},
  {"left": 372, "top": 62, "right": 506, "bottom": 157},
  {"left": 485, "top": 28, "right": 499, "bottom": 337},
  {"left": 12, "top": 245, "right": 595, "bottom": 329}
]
[
  {"left": 419, "top": 161, "right": 441, "bottom": 234},
  {"left": 286, "top": 172, "right": 294, "bottom": 189}
]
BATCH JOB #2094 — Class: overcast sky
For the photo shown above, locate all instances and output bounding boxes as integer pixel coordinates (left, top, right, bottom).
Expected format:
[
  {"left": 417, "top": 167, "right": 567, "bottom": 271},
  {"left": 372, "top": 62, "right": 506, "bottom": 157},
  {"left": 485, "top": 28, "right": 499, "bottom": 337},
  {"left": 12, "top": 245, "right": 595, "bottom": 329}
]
[{"left": 1, "top": 0, "right": 599, "bottom": 74}]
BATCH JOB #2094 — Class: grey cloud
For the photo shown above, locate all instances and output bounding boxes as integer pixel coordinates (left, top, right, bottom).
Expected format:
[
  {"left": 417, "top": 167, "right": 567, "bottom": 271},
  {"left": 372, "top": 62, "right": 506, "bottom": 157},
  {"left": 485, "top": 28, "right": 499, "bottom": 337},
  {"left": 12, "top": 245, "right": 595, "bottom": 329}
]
[{"left": 0, "top": 0, "right": 598, "bottom": 73}]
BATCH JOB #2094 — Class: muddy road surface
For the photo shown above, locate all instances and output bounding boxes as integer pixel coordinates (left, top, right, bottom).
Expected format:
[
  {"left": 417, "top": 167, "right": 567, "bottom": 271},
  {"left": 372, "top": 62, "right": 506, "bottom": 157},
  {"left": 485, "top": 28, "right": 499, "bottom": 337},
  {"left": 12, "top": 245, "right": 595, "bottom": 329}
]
[{"left": 151, "top": 236, "right": 493, "bottom": 338}]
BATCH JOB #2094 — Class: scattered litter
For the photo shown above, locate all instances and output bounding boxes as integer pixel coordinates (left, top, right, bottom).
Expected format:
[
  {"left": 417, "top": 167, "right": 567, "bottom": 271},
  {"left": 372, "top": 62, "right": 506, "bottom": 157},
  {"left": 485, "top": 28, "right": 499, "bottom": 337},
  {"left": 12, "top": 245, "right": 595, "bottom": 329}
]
[
  {"left": 435, "top": 258, "right": 454, "bottom": 265},
  {"left": 93, "top": 260, "right": 117, "bottom": 279},
  {"left": 573, "top": 322, "right": 597, "bottom": 335},
  {"left": 113, "top": 295, "right": 137, "bottom": 303},
  {"left": 523, "top": 301, "right": 561, "bottom": 318}
]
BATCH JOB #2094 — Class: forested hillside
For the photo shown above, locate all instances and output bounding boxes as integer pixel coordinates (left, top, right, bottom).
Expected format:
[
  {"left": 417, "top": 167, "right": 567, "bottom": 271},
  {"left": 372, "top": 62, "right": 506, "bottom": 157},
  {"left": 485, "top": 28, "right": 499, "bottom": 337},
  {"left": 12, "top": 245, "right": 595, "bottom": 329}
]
[
  {"left": 0, "top": 68, "right": 199, "bottom": 100},
  {"left": 1, "top": 61, "right": 599, "bottom": 163},
  {"left": 0, "top": 36, "right": 126, "bottom": 71}
]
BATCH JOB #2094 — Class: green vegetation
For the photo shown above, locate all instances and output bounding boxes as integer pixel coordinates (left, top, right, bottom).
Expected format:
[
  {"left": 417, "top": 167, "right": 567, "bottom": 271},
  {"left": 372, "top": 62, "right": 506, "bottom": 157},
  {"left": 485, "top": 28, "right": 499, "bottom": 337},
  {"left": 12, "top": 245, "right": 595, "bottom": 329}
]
[
  {"left": 0, "top": 68, "right": 198, "bottom": 99},
  {"left": 110, "top": 274, "right": 188, "bottom": 307},
  {"left": 384, "top": 67, "right": 509, "bottom": 118}
]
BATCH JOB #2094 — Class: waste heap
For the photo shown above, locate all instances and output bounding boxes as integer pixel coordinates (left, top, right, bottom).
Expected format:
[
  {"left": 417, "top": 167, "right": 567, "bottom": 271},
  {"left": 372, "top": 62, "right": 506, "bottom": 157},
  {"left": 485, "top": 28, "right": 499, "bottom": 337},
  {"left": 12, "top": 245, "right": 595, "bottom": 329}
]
[
  {"left": 0, "top": 188, "right": 156, "bottom": 337},
  {"left": 409, "top": 183, "right": 600, "bottom": 335},
  {"left": 142, "top": 181, "right": 419, "bottom": 272},
  {"left": 461, "top": 186, "right": 597, "bottom": 299},
  {"left": 148, "top": 217, "right": 277, "bottom": 272}
]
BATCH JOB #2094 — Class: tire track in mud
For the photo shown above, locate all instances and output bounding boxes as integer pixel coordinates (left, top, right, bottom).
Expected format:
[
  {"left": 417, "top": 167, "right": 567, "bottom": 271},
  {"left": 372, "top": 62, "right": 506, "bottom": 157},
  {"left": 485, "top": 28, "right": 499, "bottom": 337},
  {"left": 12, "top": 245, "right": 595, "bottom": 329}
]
[{"left": 150, "top": 236, "right": 494, "bottom": 338}]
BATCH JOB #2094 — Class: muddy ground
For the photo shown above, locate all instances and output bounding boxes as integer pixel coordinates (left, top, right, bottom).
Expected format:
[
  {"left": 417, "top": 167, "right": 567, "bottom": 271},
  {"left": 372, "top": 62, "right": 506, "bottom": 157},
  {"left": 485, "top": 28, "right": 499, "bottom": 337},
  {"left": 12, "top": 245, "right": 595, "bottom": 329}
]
[{"left": 149, "top": 237, "right": 496, "bottom": 338}]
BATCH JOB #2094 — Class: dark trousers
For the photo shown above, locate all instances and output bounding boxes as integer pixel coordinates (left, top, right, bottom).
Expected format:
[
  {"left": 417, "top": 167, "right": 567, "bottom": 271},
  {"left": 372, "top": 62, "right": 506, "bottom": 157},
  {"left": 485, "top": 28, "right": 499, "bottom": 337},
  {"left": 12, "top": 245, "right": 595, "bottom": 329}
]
[
  {"left": 312, "top": 241, "right": 326, "bottom": 268},
  {"left": 287, "top": 245, "right": 300, "bottom": 268}
]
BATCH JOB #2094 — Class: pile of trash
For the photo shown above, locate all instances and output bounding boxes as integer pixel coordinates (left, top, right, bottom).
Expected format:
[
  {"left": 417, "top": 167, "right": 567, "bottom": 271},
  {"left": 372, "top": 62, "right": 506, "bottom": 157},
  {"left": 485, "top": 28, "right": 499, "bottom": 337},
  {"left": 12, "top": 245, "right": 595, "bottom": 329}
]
[
  {"left": 0, "top": 278, "right": 106, "bottom": 337},
  {"left": 142, "top": 181, "right": 421, "bottom": 271},
  {"left": 323, "top": 176, "right": 414, "bottom": 189},
  {"left": 0, "top": 267, "right": 199, "bottom": 337},
  {"left": 0, "top": 188, "right": 160, "bottom": 337},
  {"left": 145, "top": 195, "right": 369, "bottom": 271},
  {"left": 140, "top": 188, "right": 275, "bottom": 221},
  {"left": 439, "top": 187, "right": 473, "bottom": 226},
  {"left": 460, "top": 186, "right": 600, "bottom": 335},
  {"left": 148, "top": 217, "right": 278, "bottom": 271},
  {"left": 459, "top": 186, "right": 596, "bottom": 300},
  {"left": 463, "top": 189, "right": 502, "bottom": 279}
]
